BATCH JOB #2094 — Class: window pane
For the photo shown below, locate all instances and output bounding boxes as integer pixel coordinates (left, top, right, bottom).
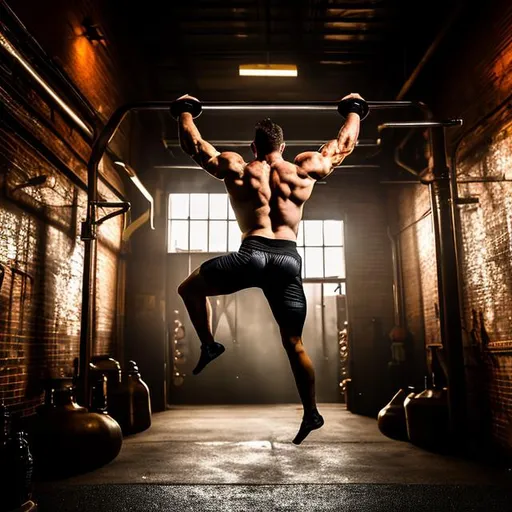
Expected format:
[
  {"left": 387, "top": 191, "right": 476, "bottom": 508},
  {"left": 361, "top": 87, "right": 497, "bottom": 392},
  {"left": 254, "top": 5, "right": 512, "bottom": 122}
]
[
  {"left": 209, "top": 221, "right": 227, "bottom": 252},
  {"left": 228, "top": 201, "right": 236, "bottom": 219},
  {"left": 209, "top": 194, "right": 228, "bottom": 219},
  {"left": 168, "top": 220, "right": 189, "bottom": 252},
  {"left": 189, "top": 221, "right": 208, "bottom": 251},
  {"left": 190, "top": 194, "right": 209, "bottom": 219},
  {"left": 169, "top": 194, "right": 189, "bottom": 219},
  {"left": 324, "top": 282, "right": 346, "bottom": 296},
  {"left": 228, "top": 221, "right": 241, "bottom": 251},
  {"left": 323, "top": 220, "right": 344, "bottom": 246},
  {"left": 304, "top": 220, "right": 323, "bottom": 246},
  {"left": 305, "top": 247, "right": 323, "bottom": 278},
  {"left": 297, "top": 247, "right": 305, "bottom": 277},
  {"left": 296, "top": 222, "right": 304, "bottom": 246},
  {"left": 324, "top": 247, "right": 345, "bottom": 278}
]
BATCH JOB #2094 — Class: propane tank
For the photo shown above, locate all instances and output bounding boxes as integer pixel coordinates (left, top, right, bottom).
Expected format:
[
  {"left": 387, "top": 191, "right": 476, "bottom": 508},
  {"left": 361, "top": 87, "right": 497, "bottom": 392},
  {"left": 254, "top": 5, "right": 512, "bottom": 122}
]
[
  {"left": 27, "top": 379, "right": 123, "bottom": 479},
  {"left": 107, "top": 360, "right": 151, "bottom": 435},
  {"left": 377, "top": 388, "right": 409, "bottom": 441}
]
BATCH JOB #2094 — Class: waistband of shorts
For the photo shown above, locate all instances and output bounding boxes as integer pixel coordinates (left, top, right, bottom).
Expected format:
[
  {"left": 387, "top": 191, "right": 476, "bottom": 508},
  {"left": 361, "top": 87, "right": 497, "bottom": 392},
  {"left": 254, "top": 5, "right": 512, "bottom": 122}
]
[{"left": 242, "top": 235, "right": 298, "bottom": 252}]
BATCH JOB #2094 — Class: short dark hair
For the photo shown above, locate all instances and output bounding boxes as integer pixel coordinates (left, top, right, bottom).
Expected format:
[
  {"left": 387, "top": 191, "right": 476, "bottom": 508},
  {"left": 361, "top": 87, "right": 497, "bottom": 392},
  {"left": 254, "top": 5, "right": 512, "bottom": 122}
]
[{"left": 254, "top": 118, "right": 284, "bottom": 155}]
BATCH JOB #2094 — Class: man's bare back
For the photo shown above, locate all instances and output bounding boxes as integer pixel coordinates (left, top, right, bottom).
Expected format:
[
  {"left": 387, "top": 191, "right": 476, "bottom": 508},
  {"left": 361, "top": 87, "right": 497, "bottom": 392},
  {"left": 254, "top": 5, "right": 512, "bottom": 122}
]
[
  {"left": 175, "top": 92, "right": 363, "bottom": 244},
  {"left": 224, "top": 157, "right": 314, "bottom": 241}
]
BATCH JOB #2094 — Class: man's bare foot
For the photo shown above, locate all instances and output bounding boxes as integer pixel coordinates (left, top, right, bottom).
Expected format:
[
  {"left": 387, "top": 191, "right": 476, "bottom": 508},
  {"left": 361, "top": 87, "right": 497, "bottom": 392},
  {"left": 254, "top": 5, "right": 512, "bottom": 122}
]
[
  {"left": 192, "top": 342, "right": 225, "bottom": 375},
  {"left": 292, "top": 410, "right": 324, "bottom": 445}
]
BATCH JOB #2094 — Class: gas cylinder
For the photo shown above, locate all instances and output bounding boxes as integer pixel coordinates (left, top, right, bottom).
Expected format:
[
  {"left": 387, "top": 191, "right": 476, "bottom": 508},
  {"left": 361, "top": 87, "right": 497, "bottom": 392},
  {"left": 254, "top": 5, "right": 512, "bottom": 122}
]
[
  {"left": 27, "top": 379, "right": 123, "bottom": 479},
  {"left": 90, "top": 356, "right": 122, "bottom": 397},
  {"left": 404, "top": 386, "right": 450, "bottom": 452},
  {"left": 109, "top": 360, "right": 151, "bottom": 435},
  {"left": 377, "top": 388, "right": 408, "bottom": 441}
]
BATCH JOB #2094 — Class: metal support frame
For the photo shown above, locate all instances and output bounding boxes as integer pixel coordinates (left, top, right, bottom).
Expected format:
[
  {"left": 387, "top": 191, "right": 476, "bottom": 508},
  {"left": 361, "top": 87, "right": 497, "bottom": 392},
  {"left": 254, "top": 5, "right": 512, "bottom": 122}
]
[
  {"left": 75, "top": 99, "right": 432, "bottom": 408},
  {"left": 379, "top": 118, "right": 466, "bottom": 445},
  {"left": 163, "top": 139, "right": 380, "bottom": 148}
]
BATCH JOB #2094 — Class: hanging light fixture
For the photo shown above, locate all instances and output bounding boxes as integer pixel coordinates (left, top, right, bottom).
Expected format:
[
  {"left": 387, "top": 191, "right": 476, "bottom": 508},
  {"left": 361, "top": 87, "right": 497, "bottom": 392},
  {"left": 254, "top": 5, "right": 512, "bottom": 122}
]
[{"left": 238, "top": 64, "right": 298, "bottom": 77}]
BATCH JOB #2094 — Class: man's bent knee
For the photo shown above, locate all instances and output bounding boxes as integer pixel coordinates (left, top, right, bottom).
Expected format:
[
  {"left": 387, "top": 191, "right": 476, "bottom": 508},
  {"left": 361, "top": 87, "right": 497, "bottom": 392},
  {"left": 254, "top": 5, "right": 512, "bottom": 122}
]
[
  {"left": 177, "top": 281, "right": 189, "bottom": 297},
  {"left": 178, "top": 269, "right": 204, "bottom": 298},
  {"left": 281, "top": 334, "right": 304, "bottom": 352}
]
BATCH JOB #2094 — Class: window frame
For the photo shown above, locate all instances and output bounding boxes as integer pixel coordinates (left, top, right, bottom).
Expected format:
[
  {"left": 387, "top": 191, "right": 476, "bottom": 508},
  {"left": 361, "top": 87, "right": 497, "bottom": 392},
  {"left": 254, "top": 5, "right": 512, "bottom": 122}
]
[{"left": 168, "top": 193, "right": 347, "bottom": 280}]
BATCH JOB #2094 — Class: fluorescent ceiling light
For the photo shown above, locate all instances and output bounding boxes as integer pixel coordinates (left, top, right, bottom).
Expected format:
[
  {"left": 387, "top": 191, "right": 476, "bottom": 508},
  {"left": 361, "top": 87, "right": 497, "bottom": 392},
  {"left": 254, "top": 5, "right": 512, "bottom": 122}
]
[{"left": 239, "top": 64, "right": 298, "bottom": 77}]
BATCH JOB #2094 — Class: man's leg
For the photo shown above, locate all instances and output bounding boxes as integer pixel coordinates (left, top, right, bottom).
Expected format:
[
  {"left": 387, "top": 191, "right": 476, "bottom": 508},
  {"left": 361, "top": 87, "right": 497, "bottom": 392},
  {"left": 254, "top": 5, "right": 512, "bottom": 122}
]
[
  {"left": 264, "top": 281, "right": 324, "bottom": 444},
  {"left": 178, "top": 267, "right": 216, "bottom": 347},
  {"left": 178, "top": 252, "right": 251, "bottom": 374},
  {"left": 280, "top": 330, "right": 324, "bottom": 444},
  {"left": 280, "top": 332, "right": 317, "bottom": 414},
  {"left": 178, "top": 266, "right": 226, "bottom": 374}
]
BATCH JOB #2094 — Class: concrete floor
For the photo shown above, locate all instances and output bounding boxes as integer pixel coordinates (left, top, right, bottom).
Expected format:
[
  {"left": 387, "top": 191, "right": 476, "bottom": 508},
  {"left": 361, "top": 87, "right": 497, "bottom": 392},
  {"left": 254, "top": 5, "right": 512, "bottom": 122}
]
[{"left": 35, "top": 404, "right": 512, "bottom": 486}]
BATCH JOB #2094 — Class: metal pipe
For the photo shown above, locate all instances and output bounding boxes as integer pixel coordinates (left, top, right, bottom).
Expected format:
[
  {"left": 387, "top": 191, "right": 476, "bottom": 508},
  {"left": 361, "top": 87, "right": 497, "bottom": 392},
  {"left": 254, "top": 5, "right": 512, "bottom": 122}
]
[
  {"left": 95, "top": 100, "right": 431, "bottom": 118},
  {"left": 387, "top": 228, "right": 402, "bottom": 326},
  {"left": 114, "top": 162, "right": 155, "bottom": 230},
  {"left": 380, "top": 181, "right": 422, "bottom": 184},
  {"left": 156, "top": 164, "right": 380, "bottom": 171},
  {"left": 164, "top": 139, "right": 380, "bottom": 148},
  {"left": 379, "top": 119, "right": 463, "bottom": 131},
  {"left": 111, "top": 100, "right": 427, "bottom": 112},
  {"left": 458, "top": 178, "right": 512, "bottom": 183},
  {"left": 201, "top": 101, "right": 422, "bottom": 111},
  {"left": 0, "top": 31, "right": 94, "bottom": 138},
  {"left": 429, "top": 127, "right": 466, "bottom": 445}
]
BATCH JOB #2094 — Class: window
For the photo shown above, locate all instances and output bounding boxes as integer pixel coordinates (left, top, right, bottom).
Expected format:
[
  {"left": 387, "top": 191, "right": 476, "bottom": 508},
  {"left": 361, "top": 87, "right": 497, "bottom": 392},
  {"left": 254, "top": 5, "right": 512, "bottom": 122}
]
[
  {"left": 168, "top": 194, "right": 346, "bottom": 279},
  {"left": 297, "top": 220, "right": 345, "bottom": 279},
  {"left": 168, "top": 193, "right": 239, "bottom": 253}
]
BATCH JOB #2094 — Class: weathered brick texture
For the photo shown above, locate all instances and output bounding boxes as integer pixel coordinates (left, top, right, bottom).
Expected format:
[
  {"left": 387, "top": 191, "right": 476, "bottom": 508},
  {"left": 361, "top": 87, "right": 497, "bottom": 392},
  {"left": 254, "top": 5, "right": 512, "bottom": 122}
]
[{"left": 0, "top": 2, "right": 129, "bottom": 417}]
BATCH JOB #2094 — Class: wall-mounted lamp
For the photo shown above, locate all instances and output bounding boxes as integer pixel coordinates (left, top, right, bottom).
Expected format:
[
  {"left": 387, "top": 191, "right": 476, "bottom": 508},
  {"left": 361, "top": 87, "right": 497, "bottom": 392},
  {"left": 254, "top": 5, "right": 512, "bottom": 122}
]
[{"left": 82, "top": 17, "right": 107, "bottom": 46}]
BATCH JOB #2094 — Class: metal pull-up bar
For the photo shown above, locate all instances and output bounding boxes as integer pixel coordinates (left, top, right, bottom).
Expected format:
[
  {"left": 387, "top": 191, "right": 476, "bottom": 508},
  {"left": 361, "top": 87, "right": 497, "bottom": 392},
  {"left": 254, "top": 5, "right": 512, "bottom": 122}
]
[{"left": 75, "top": 98, "right": 432, "bottom": 409}]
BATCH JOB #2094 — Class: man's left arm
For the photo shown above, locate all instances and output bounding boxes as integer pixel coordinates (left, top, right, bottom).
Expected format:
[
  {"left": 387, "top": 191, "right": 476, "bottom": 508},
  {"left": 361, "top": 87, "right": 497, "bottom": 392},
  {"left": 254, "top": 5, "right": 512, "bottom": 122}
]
[{"left": 178, "top": 112, "right": 245, "bottom": 180}]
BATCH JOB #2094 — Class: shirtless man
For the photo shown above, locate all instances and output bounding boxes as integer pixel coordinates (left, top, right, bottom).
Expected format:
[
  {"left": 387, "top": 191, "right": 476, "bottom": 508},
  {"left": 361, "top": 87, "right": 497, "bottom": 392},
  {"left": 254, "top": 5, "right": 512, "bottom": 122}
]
[{"left": 175, "top": 93, "right": 364, "bottom": 444}]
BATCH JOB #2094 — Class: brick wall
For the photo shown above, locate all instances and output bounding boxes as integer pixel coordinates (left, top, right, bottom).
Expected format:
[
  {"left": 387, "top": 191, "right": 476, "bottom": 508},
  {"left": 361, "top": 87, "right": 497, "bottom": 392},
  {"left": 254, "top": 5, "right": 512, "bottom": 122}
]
[
  {"left": 0, "top": 2, "right": 132, "bottom": 417},
  {"left": 456, "top": 127, "right": 512, "bottom": 452},
  {"left": 395, "top": 0, "right": 512, "bottom": 454}
]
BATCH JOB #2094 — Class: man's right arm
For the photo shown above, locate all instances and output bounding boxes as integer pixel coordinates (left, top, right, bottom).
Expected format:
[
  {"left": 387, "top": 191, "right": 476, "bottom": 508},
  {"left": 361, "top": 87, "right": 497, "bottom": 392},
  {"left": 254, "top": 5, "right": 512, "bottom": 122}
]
[{"left": 294, "top": 94, "right": 363, "bottom": 180}]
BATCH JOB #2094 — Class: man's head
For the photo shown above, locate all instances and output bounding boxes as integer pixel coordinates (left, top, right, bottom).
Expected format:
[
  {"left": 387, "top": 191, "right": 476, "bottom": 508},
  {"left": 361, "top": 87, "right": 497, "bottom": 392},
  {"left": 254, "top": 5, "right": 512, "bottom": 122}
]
[{"left": 252, "top": 118, "right": 285, "bottom": 157}]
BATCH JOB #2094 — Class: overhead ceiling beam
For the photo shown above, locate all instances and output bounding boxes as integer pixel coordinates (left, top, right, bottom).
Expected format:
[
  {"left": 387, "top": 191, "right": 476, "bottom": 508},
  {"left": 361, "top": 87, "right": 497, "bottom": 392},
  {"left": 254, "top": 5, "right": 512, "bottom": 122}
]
[
  {"left": 396, "top": 1, "right": 464, "bottom": 99},
  {"left": 172, "top": 28, "right": 387, "bottom": 36},
  {"left": 173, "top": 17, "right": 394, "bottom": 26}
]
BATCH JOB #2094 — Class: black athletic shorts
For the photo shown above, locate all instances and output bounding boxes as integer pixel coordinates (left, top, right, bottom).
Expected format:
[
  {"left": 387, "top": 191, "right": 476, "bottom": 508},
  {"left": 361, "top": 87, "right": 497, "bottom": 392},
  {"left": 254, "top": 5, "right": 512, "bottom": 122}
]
[{"left": 199, "top": 235, "right": 307, "bottom": 336}]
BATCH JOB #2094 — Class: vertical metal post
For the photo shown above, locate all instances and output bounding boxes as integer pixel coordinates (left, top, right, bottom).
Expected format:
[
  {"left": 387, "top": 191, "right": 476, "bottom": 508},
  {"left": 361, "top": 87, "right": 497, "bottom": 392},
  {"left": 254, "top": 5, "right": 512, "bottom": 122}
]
[
  {"left": 77, "top": 237, "right": 95, "bottom": 407},
  {"left": 429, "top": 127, "right": 466, "bottom": 442}
]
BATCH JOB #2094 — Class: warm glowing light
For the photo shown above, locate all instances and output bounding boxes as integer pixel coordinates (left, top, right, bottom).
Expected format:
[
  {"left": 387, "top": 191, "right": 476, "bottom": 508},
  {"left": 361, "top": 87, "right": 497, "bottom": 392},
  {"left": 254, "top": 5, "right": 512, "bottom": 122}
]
[
  {"left": 114, "top": 161, "right": 155, "bottom": 230},
  {"left": 0, "top": 32, "right": 92, "bottom": 137},
  {"left": 239, "top": 64, "right": 298, "bottom": 77}
]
